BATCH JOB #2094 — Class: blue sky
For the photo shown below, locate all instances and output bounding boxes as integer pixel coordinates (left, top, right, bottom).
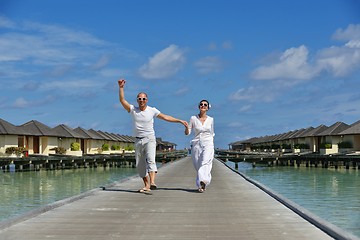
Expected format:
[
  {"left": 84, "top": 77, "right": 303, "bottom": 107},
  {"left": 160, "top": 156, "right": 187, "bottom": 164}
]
[{"left": 1, "top": 0, "right": 360, "bottom": 149}]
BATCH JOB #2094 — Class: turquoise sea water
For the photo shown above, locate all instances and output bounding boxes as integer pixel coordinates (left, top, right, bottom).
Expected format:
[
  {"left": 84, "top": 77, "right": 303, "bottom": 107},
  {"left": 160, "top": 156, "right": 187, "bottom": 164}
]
[
  {"left": 225, "top": 161, "right": 360, "bottom": 238},
  {"left": 0, "top": 167, "right": 137, "bottom": 222}
]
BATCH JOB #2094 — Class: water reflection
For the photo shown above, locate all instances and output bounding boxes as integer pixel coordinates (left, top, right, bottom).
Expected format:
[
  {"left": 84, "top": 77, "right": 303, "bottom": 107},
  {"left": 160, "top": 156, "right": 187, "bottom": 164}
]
[
  {"left": 226, "top": 161, "right": 360, "bottom": 237},
  {"left": 0, "top": 167, "right": 137, "bottom": 221}
]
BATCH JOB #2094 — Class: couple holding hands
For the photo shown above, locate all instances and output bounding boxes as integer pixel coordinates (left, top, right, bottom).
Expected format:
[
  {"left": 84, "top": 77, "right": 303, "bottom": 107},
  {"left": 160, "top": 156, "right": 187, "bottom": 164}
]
[{"left": 118, "top": 79, "right": 214, "bottom": 193}]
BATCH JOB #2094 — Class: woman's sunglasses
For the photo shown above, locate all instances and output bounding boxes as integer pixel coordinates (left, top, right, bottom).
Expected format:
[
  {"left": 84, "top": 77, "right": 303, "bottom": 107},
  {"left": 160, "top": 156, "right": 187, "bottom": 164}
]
[
  {"left": 137, "top": 98, "right": 147, "bottom": 101},
  {"left": 199, "top": 103, "right": 208, "bottom": 107}
]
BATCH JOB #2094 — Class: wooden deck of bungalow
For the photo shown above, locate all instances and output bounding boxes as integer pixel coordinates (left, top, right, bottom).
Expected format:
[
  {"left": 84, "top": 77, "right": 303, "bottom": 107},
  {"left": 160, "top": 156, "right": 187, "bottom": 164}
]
[{"left": 0, "top": 157, "right": 357, "bottom": 240}]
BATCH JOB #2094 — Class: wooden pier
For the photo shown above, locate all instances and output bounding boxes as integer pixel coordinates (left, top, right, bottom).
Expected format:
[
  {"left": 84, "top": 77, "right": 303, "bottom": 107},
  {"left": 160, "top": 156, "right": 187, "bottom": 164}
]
[{"left": 1, "top": 157, "right": 358, "bottom": 240}]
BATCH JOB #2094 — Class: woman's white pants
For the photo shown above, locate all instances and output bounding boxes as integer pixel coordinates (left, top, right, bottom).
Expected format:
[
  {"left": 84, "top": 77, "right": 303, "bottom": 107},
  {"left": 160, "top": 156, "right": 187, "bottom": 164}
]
[{"left": 191, "top": 140, "right": 214, "bottom": 188}]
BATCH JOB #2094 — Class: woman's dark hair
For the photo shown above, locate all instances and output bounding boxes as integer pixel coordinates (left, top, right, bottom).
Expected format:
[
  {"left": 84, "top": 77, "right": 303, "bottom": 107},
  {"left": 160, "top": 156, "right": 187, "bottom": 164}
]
[{"left": 198, "top": 99, "right": 211, "bottom": 109}]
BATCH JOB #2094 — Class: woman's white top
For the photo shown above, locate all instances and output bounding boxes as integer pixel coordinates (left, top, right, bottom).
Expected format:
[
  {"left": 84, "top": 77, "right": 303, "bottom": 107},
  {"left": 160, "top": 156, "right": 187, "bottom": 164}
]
[
  {"left": 187, "top": 115, "right": 215, "bottom": 145},
  {"left": 129, "top": 104, "right": 161, "bottom": 137}
]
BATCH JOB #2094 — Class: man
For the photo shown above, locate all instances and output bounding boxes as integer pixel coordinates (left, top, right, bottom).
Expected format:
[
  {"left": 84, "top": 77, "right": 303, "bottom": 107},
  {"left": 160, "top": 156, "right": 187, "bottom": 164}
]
[{"left": 118, "top": 79, "right": 188, "bottom": 193}]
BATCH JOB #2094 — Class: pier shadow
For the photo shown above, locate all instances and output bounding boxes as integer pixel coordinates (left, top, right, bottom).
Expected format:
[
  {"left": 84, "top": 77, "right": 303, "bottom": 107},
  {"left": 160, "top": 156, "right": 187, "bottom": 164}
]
[
  {"left": 102, "top": 188, "right": 141, "bottom": 194},
  {"left": 156, "top": 187, "right": 198, "bottom": 193},
  {"left": 102, "top": 187, "right": 198, "bottom": 193}
]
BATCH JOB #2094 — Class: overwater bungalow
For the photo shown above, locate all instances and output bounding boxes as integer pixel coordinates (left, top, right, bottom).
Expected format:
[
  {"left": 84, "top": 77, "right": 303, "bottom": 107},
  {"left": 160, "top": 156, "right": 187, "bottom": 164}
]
[
  {"left": 19, "top": 120, "right": 60, "bottom": 155},
  {"left": 291, "top": 127, "right": 315, "bottom": 153},
  {"left": 300, "top": 124, "right": 328, "bottom": 153},
  {"left": 0, "top": 119, "right": 23, "bottom": 156},
  {"left": 156, "top": 137, "right": 177, "bottom": 151},
  {"left": 52, "top": 124, "right": 87, "bottom": 156},
  {"left": 0, "top": 118, "right": 174, "bottom": 158},
  {"left": 73, "top": 127, "right": 102, "bottom": 154},
  {"left": 337, "top": 120, "right": 360, "bottom": 153},
  {"left": 317, "top": 122, "right": 350, "bottom": 155},
  {"left": 86, "top": 128, "right": 108, "bottom": 153},
  {"left": 229, "top": 119, "right": 360, "bottom": 155},
  {"left": 96, "top": 130, "right": 120, "bottom": 154}
]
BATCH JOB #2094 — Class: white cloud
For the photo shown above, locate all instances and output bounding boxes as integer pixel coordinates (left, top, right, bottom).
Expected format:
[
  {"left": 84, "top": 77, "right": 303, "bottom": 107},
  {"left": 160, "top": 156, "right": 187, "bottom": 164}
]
[
  {"left": 230, "top": 24, "right": 360, "bottom": 105},
  {"left": 229, "top": 86, "right": 277, "bottom": 103},
  {"left": 316, "top": 24, "right": 360, "bottom": 77},
  {"left": 316, "top": 44, "right": 360, "bottom": 77},
  {"left": 250, "top": 24, "right": 360, "bottom": 83},
  {"left": 23, "top": 21, "right": 106, "bottom": 46},
  {"left": 332, "top": 24, "right": 360, "bottom": 41},
  {"left": 138, "top": 44, "right": 186, "bottom": 79},
  {"left": 0, "top": 34, "right": 39, "bottom": 61},
  {"left": 0, "top": 20, "right": 109, "bottom": 65},
  {"left": 239, "top": 104, "right": 252, "bottom": 112},
  {"left": 12, "top": 95, "right": 56, "bottom": 109},
  {"left": 346, "top": 40, "right": 360, "bottom": 48},
  {"left": 13, "top": 97, "right": 28, "bottom": 108},
  {"left": 0, "top": 16, "right": 15, "bottom": 28},
  {"left": 40, "top": 79, "right": 102, "bottom": 92},
  {"left": 194, "top": 56, "right": 223, "bottom": 74},
  {"left": 251, "top": 45, "right": 318, "bottom": 81},
  {"left": 174, "top": 87, "right": 189, "bottom": 95},
  {"left": 91, "top": 55, "right": 111, "bottom": 70},
  {"left": 0, "top": 18, "right": 140, "bottom": 87},
  {"left": 0, "top": 64, "right": 34, "bottom": 80}
]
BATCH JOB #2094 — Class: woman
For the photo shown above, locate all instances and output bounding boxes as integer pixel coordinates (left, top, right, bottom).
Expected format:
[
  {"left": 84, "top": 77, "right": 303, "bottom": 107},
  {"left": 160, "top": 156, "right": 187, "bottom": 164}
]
[{"left": 185, "top": 100, "right": 215, "bottom": 193}]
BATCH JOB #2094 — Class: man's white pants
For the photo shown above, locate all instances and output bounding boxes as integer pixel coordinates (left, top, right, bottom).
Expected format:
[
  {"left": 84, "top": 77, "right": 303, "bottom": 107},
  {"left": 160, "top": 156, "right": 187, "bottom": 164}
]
[{"left": 135, "top": 136, "right": 157, "bottom": 178}]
